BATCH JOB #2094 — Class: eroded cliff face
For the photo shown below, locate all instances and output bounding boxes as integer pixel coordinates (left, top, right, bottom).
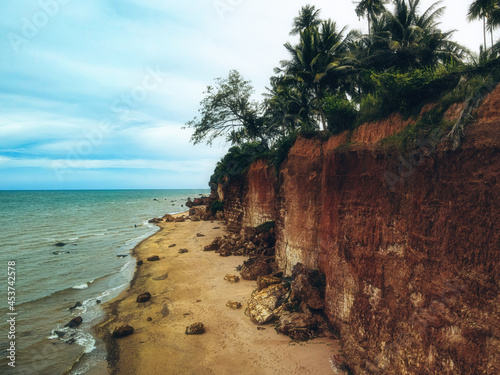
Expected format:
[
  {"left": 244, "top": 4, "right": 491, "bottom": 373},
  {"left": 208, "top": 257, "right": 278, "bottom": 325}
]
[
  {"left": 222, "top": 159, "right": 278, "bottom": 233},
  {"left": 221, "top": 85, "right": 500, "bottom": 374}
]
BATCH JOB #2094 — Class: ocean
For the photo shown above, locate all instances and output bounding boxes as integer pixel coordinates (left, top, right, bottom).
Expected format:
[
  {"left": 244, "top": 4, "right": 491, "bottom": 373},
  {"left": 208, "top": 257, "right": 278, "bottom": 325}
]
[{"left": 0, "top": 189, "right": 209, "bottom": 375}]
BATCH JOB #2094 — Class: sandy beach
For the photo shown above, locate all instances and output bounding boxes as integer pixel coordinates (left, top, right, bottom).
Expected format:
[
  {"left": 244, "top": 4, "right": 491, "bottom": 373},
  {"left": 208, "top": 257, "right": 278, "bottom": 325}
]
[{"left": 94, "top": 213, "right": 340, "bottom": 375}]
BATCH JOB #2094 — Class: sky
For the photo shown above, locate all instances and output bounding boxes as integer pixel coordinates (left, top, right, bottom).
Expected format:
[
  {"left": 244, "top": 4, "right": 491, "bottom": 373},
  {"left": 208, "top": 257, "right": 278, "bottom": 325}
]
[{"left": 0, "top": 0, "right": 497, "bottom": 190}]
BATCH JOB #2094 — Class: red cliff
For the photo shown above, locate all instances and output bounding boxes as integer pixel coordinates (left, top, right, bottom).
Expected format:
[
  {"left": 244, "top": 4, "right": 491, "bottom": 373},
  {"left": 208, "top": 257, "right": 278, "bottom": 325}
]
[{"left": 221, "top": 84, "right": 500, "bottom": 374}]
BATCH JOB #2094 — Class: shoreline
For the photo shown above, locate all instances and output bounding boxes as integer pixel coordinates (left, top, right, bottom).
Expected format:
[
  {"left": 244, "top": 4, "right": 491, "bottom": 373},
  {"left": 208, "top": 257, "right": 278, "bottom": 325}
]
[{"left": 92, "top": 212, "right": 340, "bottom": 374}]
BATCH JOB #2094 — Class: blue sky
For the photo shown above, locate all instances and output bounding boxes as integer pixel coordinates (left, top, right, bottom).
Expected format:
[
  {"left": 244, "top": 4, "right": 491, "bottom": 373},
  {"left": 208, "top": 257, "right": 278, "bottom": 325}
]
[{"left": 0, "top": 0, "right": 495, "bottom": 189}]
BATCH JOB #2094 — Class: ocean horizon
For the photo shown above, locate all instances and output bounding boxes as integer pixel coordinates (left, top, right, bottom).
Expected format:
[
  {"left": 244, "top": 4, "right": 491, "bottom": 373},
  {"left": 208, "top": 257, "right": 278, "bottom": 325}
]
[{"left": 0, "top": 189, "right": 209, "bottom": 374}]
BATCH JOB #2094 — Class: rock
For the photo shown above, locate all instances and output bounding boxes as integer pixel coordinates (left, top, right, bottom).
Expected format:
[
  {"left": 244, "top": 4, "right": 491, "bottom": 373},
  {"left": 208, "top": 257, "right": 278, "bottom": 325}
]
[
  {"left": 64, "top": 316, "right": 83, "bottom": 328},
  {"left": 136, "top": 260, "right": 143, "bottom": 266},
  {"left": 148, "top": 218, "right": 162, "bottom": 223},
  {"left": 112, "top": 325, "right": 134, "bottom": 338},
  {"left": 54, "top": 330, "right": 66, "bottom": 338},
  {"left": 136, "top": 292, "right": 151, "bottom": 303},
  {"left": 185, "top": 322, "right": 205, "bottom": 335},
  {"left": 163, "top": 214, "right": 175, "bottom": 222},
  {"left": 226, "top": 301, "right": 242, "bottom": 309},
  {"left": 117, "top": 254, "right": 128, "bottom": 258},
  {"left": 213, "top": 227, "right": 220, "bottom": 229},
  {"left": 276, "top": 311, "right": 317, "bottom": 341},
  {"left": 96, "top": 299, "right": 101, "bottom": 304},
  {"left": 147, "top": 317, "right": 152, "bottom": 322},
  {"left": 55, "top": 242, "right": 66, "bottom": 247},
  {"left": 178, "top": 248, "right": 189, "bottom": 254},
  {"left": 257, "top": 275, "right": 282, "bottom": 291},
  {"left": 245, "top": 284, "right": 287, "bottom": 325},
  {"left": 240, "top": 257, "right": 272, "bottom": 280},
  {"left": 147, "top": 255, "right": 160, "bottom": 261},
  {"left": 218, "top": 243, "right": 233, "bottom": 257},
  {"left": 168, "top": 244, "right": 176, "bottom": 248},
  {"left": 68, "top": 302, "right": 82, "bottom": 311},
  {"left": 329, "top": 355, "right": 350, "bottom": 374},
  {"left": 190, "top": 215, "right": 201, "bottom": 222},
  {"left": 196, "top": 233, "right": 205, "bottom": 237},
  {"left": 290, "top": 264, "right": 325, "bottom": 310},
  {"left": 174, "top": 217, "right": 185, "bottom": 222},
  {"left": 224, "top": 274, "right": 240, "bottom": 283},
  {"left": 215, "top": 211, "right": 224, "bottom": 220}
]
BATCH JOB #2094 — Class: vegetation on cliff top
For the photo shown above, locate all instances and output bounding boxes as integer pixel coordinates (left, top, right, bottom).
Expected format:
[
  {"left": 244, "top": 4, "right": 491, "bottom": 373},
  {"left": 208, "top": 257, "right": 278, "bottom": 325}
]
[{"left": 187, "top": 1, "right": 500, "bottom": 185}]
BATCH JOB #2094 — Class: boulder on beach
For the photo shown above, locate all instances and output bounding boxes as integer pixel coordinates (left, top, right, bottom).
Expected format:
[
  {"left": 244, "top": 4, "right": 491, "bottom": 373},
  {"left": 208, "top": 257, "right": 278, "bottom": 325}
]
[
  {"left": 137, "top": 292, "right": 152, "bottom": 303},
  {"left": 112, "top": 325, "right": 134, "bottom": 338},
  {"left": 178, "top": 248, "right": 189, "bottom": 254},
  {"left": 185, "top": 322, "right": 205, "bottom": 335},
  {"left": 168, "top": 244, "right": 176, "bottom": 248},
  {"left": 276, "top": 311, "right": 317, "bottom": 341},
  {"left": 226, "top": 301, "right": 242, "bottom": 309},
  {"left": 224, "top": 274, "right": 240, "bottom": 283},
  {"left": 147, "top": 255, "right": 160, "bottom": 261},
  {"left": 245, "top": 284, "right": 287, "bottom": 325},
  {"left": 240, "top": 257, "right": 272, "bottom": 280},
  {"left": 55, "top": 242, "right": 66, "bottom": 247},
  {"left": 257, "top": 275, "right": 282, "bottom": 292},
  {"left": 163, "top": 214, "right": 175, "bottom": 222},
  {"left": 136, "top": 260, "right": 143, "bottom": 266},
  {"left": 64, "top": 316, "right": 83, "bottom": 328}
]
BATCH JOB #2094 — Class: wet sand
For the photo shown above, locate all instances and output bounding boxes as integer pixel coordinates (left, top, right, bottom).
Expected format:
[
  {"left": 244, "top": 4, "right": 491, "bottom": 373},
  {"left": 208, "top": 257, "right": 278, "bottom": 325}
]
[{"left": 94, "top": 213, "right": 340, "bottom": 374}]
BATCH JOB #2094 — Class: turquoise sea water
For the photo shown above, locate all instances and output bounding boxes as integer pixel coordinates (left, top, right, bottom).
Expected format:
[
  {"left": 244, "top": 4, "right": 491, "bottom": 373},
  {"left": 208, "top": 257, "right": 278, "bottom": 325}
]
[{"left": 0, "top": 189, "right": 209, "bottom": 375}]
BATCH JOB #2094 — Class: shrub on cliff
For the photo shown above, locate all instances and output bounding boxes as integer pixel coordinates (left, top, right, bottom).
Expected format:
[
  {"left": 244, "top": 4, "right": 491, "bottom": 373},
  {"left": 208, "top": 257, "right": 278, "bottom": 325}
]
[{"left": 209, "top": 142, "right": 270, "bottom": 186}]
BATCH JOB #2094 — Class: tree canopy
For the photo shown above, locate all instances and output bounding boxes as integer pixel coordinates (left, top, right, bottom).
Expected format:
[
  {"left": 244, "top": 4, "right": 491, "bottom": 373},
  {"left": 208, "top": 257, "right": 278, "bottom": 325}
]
[{"left": 188, "top": 1, "right": 498, "bottom": 161}]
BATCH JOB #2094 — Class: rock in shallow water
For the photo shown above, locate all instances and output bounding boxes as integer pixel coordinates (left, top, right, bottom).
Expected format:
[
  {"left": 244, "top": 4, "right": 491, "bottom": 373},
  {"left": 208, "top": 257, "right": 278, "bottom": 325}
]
[
  {"left": 64, "top": 316, "right": 83, "bottom": 328},
  {"left": 185, "top": 322, "right": 205, "bottom": 335}
]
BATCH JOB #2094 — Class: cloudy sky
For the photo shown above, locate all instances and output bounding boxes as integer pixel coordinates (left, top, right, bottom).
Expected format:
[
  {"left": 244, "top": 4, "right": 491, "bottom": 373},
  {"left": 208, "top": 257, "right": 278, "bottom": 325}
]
[{"left": 0, "top": 0, "right": 496, "bottom": 189}]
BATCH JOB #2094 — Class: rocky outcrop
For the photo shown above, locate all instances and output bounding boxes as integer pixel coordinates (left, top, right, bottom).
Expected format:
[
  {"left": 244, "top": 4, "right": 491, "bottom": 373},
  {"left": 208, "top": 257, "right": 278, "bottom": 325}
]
[{"left": 219, "top": 84, "right": 500, "bottom": 374}]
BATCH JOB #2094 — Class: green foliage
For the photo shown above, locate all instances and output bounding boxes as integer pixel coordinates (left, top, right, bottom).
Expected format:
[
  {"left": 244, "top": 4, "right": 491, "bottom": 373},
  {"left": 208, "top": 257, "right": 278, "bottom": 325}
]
[
  {"left": 270, "top": 132, "right": 299, "bottom": 170},
  {"left": 357, "top": 68, "right": 461, "bottom": 123},
  {"left": 323, "top": 94, "right": 358, "bottom": 133},
  {"left": 209, "top": 142, "right": 269, "bottom": 186},
  {"left": 186, "top": 70, "right": 270, "bottom": 147}
]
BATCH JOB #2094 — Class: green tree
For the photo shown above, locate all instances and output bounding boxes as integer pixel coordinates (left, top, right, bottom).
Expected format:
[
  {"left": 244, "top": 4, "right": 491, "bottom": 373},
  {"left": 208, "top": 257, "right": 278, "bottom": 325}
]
[
  {"left": 279, "top": 20, "right": 352, "bottom": 130},
  {"left": 370, "top": 0, "right": 468, "bottom": 71},
  {"left": 186, "top": 70, "right": 268, "bottom": 147},
  {"left": 290, "top": 4, "right": 322, "bottom": 35},
  {"left": 468, "top": 0, "right": 498, "bottom": 50},
  {"left": 354, "top": 0, "right": 387, "bottom": 35}
]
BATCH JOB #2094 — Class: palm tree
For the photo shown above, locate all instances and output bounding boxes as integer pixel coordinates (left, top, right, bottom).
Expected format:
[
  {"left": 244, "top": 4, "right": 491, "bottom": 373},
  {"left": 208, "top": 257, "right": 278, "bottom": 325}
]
[
  {"left": 468, "top": 0, "right": 497, "bottom": 50},
  {"left": 354, "top": 0, "right": 387, "bottom": 35},
  {"left": 290, "top": 4, "right": 322, "bottom": 35},
  {"left": 280, "top": 21, "right": 351, "bottom": 130},
  {"left": 375, "top": 0, "right": 468, "bottom": 71}
]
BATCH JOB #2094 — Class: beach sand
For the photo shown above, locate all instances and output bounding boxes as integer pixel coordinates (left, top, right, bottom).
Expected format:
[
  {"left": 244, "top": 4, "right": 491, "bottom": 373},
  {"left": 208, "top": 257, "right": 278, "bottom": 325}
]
[{"left": 94, "top": 213, "right": 340, "bottom": 375}]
